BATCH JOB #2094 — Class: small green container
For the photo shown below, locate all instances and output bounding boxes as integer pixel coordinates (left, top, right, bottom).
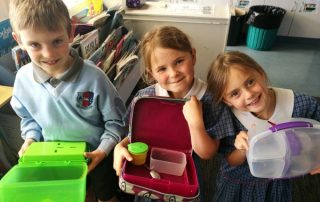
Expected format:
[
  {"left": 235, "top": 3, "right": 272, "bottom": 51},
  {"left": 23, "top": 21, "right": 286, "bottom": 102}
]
[
  {"left": 128, "top": 142, "right": 148, "bottom": 166},
  {"left": 246, "top": 25, "right": 278, "bottom": 50},
  {"left": 0, "top": 142, "right": 88, "bottom": 202}
]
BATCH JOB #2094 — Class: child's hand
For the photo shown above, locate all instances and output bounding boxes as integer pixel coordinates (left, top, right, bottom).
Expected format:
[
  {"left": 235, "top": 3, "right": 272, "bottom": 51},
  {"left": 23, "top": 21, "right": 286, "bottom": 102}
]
[
  {"left": 183, "top": 96, "right": 203, "bottom": 128},
  {"left": 84, "top": 149, "right": 106, "bottom": 173},
  {"left": 234, "top": 131, "right": 249, "bottom": 151},
  {"left": 310, "top": 167, "right": 320, "bottom": 175},
  {"left": 18, "top": 138, "right": 35, "bottom": 157},
  {"left": 113, "top": 139, "right": 133, "bottom": 176}
]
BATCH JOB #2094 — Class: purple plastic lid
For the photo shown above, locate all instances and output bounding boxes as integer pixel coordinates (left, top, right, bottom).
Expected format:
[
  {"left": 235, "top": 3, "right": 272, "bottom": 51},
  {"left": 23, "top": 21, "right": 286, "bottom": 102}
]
[{"left": 269, "top": 121, "right": 313, "bottom": 132}]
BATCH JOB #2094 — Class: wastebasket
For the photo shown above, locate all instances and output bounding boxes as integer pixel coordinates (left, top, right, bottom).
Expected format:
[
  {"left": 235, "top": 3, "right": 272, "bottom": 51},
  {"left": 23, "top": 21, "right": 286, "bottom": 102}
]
[
  {"left": 246, "top": 5, "right": 286, "bottom": 50},
  {"left": 227, "top": 7, "right": 247, "bottom": 46}
]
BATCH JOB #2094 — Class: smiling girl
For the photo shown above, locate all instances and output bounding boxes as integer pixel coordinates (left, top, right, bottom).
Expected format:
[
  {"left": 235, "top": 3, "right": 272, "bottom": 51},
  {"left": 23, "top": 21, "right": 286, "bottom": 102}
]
[
  {"left": 113, "top": 26, "right": 235, "bottom": 201},
  {"left": 206, "top": 51, "right": 320, "bottom": 201}
]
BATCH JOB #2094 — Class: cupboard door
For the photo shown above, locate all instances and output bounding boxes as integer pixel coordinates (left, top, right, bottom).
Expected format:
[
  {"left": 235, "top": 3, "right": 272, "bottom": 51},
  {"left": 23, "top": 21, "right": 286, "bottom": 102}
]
[
  {"left": 268, "top": 0, "right": 320, "bottom": 38},
  {"left": 289, "top": 12, "right": 320, "bottom": 38}
]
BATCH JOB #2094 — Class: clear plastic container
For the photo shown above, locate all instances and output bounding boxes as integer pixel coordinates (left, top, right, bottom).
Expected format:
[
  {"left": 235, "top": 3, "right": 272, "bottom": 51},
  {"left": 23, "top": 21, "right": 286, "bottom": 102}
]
[
  {"left": 150, "top": 147, "right": 186, "bottom": 176},
  {"left": 247, "top": 119, "right": 320, "bottom": 178}
]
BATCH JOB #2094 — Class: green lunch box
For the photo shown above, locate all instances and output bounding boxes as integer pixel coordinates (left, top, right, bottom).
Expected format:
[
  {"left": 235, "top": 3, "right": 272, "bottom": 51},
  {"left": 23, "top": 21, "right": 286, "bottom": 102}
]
[{"left": 0, "top": 141, "right": 88, "bottom": 202}]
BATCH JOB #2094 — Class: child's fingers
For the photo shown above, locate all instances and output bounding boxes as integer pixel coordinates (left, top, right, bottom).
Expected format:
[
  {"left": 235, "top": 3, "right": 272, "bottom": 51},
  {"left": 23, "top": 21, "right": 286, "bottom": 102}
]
[
  {"left": 18, "top": 144, "right": 28, "bottom": 157},
  {"left": 242, "top": 142, "right": 249, "bottom": 151},
  {"left": 235, "top": 131, "right": 249, "bottom": 150},
  {"left": 310, "top": 167, "right": 320, "bottom": 175},
  {"left": 18, "top": 139, "right": 34, "bottom": 157},
  {"left": 18, "top": 147, "right": 25, "bottom": 157},
  {"left": 84, "top": 150, "right": 105, "bottom": 173},
  {"left": 114, "top": 148, "right": 133, "bottom": 176},
  {"left": 87, "top": 160, "right": 98, "bottom": 173},
  {"left": 122, "top": 149, "right": 133, "bottom": 162},
  {"left": 234, "top": 140, "right": 249, "bottom": 151}
]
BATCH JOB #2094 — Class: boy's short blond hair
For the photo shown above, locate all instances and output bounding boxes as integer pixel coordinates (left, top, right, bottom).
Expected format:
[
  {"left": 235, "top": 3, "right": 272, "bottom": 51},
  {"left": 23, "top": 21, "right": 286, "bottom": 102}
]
[{"left": 9, "top": 0, "right": 71, "bottom": 35}]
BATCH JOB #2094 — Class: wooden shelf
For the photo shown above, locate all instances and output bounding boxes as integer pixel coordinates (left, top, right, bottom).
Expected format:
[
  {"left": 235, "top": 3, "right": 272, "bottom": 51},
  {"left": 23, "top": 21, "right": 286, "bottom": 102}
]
[{"left": 0, "top": 85, "right": 13, "bottom": 108}]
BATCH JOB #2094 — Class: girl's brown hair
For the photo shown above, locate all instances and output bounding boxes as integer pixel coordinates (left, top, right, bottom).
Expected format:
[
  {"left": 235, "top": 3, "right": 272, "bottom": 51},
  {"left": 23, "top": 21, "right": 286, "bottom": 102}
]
[
  {"left": 207, "top": 51, "right": 268, "bottom": 104},
  {"left": 141, "top": 26, "right": 193, "bottom": 84}
]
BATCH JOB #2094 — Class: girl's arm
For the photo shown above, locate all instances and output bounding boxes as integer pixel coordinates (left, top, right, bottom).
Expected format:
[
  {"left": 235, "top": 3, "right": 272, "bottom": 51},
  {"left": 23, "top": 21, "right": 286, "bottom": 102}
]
[
  {"left": 183, "top": 96, "right": 219, "bottom": 160},
  {"left": 113, "top": 136, "right": 133, "bottom": 176},
  {"left": 225, "top": 131, "right": 248, "bottom": 166},
  {"left": 225, "top": 149, "right": 247, "bottom": 166}
]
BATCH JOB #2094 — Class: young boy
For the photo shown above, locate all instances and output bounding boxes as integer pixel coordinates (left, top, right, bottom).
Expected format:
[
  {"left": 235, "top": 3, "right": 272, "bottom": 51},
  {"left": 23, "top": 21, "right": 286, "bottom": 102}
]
[{"left": 9, "top": 0, "right": 126, "bottom": 201}]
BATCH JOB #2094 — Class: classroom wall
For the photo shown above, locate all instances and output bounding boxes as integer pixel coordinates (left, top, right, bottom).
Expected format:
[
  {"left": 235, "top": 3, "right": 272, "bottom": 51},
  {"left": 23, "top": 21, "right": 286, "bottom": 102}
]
[{"left": 0, "top": 0, "right": 9, "bottom": 21}]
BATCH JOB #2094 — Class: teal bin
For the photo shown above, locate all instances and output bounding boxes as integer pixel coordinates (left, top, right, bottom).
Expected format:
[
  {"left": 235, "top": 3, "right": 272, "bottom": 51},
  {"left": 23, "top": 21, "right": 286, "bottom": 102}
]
[
  {"left": 246, "top": 25, "right": 278, "bottom": 50},
  {"left": 246, "top": 5, "right": 286, "bottom": 50},
  {"left": 0, "top": 142, "right": 88, "bottom": 202}
]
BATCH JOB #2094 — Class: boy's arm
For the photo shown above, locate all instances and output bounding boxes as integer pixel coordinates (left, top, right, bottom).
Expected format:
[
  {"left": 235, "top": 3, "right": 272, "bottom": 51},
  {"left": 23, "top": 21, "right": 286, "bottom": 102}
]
[
  {"left": 97, "top": 80, "right": 127, "bottom": 156},
  {"left": 10, "top": 95, "right": 42, "bottom": 142}
]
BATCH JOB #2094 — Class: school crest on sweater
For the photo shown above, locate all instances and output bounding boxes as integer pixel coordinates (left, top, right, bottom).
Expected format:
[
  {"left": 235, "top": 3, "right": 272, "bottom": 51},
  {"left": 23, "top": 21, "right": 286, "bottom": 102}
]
[{"left": 76, "top": 91, "right": 94, "bottom": 108}]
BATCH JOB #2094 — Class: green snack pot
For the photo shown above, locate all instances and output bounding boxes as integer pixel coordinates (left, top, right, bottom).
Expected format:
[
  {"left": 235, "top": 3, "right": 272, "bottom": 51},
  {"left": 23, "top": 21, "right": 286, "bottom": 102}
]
[{"left": 128, "top": 142, "right": 149, "bottom": 166}]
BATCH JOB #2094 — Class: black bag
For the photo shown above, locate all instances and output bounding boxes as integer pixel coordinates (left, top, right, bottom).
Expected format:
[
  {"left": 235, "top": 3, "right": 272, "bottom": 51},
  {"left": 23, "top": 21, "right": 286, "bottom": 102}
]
[{"left": 247, "top": 5, "right": 286, "bottom": 29}]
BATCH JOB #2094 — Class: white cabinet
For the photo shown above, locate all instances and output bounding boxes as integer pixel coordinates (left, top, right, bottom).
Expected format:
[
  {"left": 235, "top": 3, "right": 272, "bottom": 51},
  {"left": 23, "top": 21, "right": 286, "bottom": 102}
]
[{"left": 123, "top": 1, "right": 230, "bottom": 81}]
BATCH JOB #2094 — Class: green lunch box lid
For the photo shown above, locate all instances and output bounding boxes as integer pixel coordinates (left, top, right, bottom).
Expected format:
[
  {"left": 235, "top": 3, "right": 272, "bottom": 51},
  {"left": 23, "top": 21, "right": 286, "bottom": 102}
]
[
  {"left": 19, "top": 141, "right": 87, "bottom": 164},
  {"left": 128, "top": 142, "right": 148, "bottom": 155}
]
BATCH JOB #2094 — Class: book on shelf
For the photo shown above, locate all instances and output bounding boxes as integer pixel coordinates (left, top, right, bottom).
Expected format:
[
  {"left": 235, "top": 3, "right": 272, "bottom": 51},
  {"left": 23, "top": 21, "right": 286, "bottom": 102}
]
[
  {"left": 113, "top": 30, "right": 134, "bottom": 63},
  {"left": 106, "top": 63, "right": 117, "bottom": 82},
  {"left": 11, "top": 45, "right": 31, "bottom": 71},
  {"left": 113, "top": 51, "right": 139, "bottom": 89},
  {"left": 110, "top": 8, "right": 124, "bottom": 32},
  {"left": 72, "top": 23, "right": 95, "bottom": 37},
  {"left": 120, "top": 30, "right": 134, "bottom": 56},
  {"left": 88, "top": 25, "right": 127, "bottom": 68},
  {"left": 102, "top": 49, "right": 115, "bottom": 73},
  {"left": 88, "top": 45, "right": 105, "bottom": 65},
  {"left": 71, "top": 9, "right": 110, "bottom": 28},
  {"left": 103, "top": 26, "right": 128, "bottom": 59},
  {"left": 87, "top": 11, "right": 110, "bottom": 27},
  {"left": 71, "top": 9, "right": 110, "bottom": 37},
  {"left": 70, "top": 34, "right": 84, "bottom": 47},
  {"left": 79, "top": 29, "right": 99, "bottom": 59},
  {"left": 113, "top": 34, "right": 125, "bottom": 64}
]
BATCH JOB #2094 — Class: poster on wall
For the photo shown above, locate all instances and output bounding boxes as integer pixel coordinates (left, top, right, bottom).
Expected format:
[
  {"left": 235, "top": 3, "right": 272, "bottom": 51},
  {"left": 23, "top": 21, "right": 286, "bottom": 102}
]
[
  {"left": 237, "top": 0, "right": 251, "bottom": 8},
  {"left": 0, "top": 19, "right": 16, "bottom": 57},
  {"left": 299, "top": 0, "right": 320, "bottom": 14}
]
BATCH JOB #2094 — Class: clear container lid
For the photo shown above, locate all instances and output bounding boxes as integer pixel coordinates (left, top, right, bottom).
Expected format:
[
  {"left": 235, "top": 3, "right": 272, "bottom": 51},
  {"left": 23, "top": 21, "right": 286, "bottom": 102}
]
[{"left": 247, "top": 119, "right": 320, "bottom": 178}]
